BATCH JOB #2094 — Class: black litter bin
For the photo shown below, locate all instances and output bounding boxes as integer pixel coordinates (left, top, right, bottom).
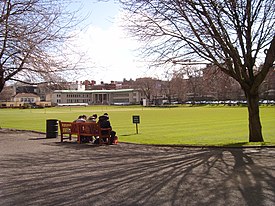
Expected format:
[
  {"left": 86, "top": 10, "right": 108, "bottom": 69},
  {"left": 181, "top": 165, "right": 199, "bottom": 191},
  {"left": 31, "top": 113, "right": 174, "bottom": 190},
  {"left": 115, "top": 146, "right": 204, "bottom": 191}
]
[{"left": 46, "top": 119, "right": 58, "bottom": 138}]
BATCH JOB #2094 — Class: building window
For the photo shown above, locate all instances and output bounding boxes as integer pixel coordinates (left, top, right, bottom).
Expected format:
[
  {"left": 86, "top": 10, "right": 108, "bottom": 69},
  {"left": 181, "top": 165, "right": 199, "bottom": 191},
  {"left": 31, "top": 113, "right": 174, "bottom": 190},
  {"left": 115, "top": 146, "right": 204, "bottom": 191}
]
[
  {"left": 113, "top": 98, "right": 129, "bottom": 103},
  {"left": 113, "top": 93, "right": 129, "bottom": 97}
]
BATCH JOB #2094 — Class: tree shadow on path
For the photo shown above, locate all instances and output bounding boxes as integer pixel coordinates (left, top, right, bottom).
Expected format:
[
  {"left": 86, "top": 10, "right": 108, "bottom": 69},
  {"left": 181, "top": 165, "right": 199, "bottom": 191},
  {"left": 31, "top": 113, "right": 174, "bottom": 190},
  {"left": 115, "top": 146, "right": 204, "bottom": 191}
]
[{"left": 1, "top": 141, "right": 275, "bottom": 206}]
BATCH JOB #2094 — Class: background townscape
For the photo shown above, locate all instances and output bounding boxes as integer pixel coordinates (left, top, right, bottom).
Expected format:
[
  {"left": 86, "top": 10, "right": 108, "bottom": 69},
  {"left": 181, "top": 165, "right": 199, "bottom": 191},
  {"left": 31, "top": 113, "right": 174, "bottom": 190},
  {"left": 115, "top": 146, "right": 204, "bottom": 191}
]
[{"left": 1, "top": 63, "right": 274, "bottom": 108}]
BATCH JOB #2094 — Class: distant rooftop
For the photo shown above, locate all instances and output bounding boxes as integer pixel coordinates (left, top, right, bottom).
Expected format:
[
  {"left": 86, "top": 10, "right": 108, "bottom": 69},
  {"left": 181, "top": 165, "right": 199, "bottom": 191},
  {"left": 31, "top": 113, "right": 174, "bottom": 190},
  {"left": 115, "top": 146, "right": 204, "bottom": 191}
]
[
  {"left": 14, "top": 93, "right": 39, "bottom": 98},
  {"left": 53, "top": 89, "right": 135, "bottom": 93}
]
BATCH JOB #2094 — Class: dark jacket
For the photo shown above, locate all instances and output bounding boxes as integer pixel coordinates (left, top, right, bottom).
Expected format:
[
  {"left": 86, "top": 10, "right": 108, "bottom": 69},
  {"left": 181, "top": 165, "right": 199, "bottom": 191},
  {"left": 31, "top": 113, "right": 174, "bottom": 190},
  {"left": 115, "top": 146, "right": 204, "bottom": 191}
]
[{"left": 98, "top": 115, "right": 112, "bottom": 135}]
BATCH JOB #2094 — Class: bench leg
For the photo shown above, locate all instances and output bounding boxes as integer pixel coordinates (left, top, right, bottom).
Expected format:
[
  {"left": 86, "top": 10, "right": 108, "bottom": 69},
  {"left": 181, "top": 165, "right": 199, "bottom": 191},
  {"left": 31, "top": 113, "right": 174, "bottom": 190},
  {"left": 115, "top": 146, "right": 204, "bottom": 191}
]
[{"left": 77, "top": 135, "right": 81, "bottom": 144}]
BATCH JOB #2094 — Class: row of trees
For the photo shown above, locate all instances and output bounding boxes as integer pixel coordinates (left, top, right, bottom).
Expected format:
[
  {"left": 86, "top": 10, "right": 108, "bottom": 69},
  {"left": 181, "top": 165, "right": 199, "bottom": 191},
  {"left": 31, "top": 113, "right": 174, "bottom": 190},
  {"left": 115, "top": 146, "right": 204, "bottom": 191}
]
[{"left": 131, "top": 65, "right": 275, "bottom": 104}]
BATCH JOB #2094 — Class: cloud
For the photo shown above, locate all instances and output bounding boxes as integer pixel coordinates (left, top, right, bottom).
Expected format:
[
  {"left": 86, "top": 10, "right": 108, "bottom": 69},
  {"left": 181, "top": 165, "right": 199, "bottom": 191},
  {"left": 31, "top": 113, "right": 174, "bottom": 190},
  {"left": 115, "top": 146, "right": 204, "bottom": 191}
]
[
  {"left": 70, "top": 12, "right": 148, "bottom": 83},
  {"left": 63, "top": 5, "right": 168, "bottom": 84}
]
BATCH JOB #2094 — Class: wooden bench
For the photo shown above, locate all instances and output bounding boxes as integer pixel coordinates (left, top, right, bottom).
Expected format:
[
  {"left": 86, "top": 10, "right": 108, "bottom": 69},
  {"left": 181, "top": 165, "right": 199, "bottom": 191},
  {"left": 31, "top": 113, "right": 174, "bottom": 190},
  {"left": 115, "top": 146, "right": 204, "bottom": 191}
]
[{"left": 59, "top": 121, "right": 111, "bottom": 145}]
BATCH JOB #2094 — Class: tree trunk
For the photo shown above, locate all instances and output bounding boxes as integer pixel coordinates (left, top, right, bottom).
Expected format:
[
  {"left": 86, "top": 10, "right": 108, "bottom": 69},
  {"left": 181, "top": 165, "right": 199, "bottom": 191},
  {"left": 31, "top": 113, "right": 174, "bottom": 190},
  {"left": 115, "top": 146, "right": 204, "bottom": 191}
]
[
  {"left": 0, "top": 81, "right": 4, "bottom": 93},
  {"left": 246, "top": 90, "right": 264, "bottom": 142},
  {"left": 0, "top": 68, "right": 5, "bottom": 93}
]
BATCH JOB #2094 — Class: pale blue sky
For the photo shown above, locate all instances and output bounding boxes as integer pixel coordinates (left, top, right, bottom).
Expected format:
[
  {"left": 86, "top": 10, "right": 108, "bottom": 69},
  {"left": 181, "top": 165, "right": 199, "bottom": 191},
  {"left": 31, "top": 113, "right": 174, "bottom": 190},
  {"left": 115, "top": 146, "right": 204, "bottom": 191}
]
[
  {"left": 79, "top": 0, "right": 120, "bottom": 29},
  {"left": 66, "top": 0, "right": 161, "bottom": 83}
]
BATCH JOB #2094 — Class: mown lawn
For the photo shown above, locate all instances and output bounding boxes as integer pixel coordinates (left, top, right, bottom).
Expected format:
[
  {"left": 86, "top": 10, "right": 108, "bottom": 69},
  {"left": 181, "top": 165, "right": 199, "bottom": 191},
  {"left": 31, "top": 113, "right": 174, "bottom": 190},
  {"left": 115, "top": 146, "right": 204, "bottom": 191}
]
[{"left": 0, "top": 105, "right": 274, "bottom": 146}]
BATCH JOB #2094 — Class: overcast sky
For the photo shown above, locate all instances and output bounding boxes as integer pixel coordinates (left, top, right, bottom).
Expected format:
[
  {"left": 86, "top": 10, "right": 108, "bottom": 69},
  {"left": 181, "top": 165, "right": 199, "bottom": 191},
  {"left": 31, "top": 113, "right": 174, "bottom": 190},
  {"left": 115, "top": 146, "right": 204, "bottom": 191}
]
[{"left": 68, "top": 0, "right": 161, "bottom": 83}]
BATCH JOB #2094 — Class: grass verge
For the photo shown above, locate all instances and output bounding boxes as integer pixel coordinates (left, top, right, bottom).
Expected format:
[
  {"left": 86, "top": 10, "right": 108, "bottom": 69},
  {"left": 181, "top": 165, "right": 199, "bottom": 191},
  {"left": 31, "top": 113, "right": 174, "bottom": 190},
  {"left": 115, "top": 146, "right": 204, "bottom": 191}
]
[{"left": 0, "top": 105, "right": 274, "bottom": 146}]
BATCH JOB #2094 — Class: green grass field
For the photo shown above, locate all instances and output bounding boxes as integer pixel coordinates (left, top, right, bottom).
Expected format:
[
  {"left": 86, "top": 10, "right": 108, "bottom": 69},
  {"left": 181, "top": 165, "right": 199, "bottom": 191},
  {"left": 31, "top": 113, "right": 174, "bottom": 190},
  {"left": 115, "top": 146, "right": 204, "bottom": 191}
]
[{"left": 0, "top": 105, "right": 274, "bottom": 146}]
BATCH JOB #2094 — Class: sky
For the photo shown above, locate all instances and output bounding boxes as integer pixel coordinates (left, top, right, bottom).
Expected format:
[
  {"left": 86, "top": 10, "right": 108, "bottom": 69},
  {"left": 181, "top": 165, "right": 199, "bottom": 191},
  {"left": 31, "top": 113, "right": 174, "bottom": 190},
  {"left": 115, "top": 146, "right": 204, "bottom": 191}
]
[
  {"left": 68, "top": 0, "right": 271, "bottom": 85},
  {"left": 68, "top": 0, "right": 161, "bottom": 83}
]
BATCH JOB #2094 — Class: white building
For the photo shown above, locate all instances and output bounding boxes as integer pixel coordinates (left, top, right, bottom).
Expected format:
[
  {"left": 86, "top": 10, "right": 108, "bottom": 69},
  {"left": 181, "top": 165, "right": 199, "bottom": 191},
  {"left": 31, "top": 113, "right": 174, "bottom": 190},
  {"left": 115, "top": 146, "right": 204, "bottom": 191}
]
[
  {"left": 52, "top": 89, "right": 142, "bottom": 105},
  {"left": 13, "top": 93, "right": 40, "bottom": 104}
]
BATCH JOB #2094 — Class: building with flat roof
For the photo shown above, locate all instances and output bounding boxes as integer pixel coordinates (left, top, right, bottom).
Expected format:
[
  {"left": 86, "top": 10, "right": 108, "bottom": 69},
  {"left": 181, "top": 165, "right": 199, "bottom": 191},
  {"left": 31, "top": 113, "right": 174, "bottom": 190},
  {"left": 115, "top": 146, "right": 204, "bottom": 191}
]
[
  {"left": 52, "top": 89, "right": 142, "bottom": 105},
  {"left": 0, "top": 93, "right": 51, "bottom": 108}
]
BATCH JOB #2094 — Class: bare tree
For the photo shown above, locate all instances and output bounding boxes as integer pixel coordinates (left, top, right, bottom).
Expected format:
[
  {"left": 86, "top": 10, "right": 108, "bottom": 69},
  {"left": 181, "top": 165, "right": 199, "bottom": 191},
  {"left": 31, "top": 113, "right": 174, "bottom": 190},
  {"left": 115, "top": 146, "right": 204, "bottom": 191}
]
[
  {"left": 260, "top": 68, "right": 275, "bottom": 100},
  {"left": 202, "top": 65, "right": 244, "bottom": 102},
  {"left": 121, "top": 0, "right": 275, "bottom": 142},
  {"left": 0, "top": 0, "right": 84, "bottom": 93},
  {"left": 0, "top": 84, "right": 14, "bottom": 101},
  {"left": 161, "top": 71, "right": 178, "bottom": 103},
  {"left": 134, "top": 77, "right": 160, "bottom": 105},
  {"left": 170, "top": 71, "right": 188, "bottom": 102},
  {"left": 184, "top": 66, "right": 204, "bottom": 102}
]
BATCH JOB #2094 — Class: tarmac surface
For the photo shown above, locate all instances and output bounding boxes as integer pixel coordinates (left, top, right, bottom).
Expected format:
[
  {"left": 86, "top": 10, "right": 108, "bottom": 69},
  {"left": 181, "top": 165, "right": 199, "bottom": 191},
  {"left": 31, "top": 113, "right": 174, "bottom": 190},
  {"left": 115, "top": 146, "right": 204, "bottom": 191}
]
[{"left": 0, "top": 128, "right": 275, "bottom": 206}]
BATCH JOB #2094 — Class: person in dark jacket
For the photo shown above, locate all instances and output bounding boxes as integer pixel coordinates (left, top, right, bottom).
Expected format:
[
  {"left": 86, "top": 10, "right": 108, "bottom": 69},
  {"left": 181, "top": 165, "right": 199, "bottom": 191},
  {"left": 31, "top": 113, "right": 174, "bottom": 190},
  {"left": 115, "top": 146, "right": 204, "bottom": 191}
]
[{"left": 97, "top": 113, "right": 116, "bottom": 144}]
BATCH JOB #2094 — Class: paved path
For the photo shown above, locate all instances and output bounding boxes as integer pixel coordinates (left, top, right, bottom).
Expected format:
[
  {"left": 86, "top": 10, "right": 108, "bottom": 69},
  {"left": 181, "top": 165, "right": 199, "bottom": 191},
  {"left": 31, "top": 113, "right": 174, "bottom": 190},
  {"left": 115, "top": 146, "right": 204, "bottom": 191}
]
[{"left": 0, "top": 129, "right": 275, "bottom": 206}]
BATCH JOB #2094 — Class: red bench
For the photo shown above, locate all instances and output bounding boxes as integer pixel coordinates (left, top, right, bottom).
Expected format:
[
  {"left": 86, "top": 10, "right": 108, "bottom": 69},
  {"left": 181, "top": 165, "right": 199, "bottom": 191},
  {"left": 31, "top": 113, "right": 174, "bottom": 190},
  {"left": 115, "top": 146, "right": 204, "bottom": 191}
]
[{"left": 59, "top": 121, "right": 111, "bottom": 145}]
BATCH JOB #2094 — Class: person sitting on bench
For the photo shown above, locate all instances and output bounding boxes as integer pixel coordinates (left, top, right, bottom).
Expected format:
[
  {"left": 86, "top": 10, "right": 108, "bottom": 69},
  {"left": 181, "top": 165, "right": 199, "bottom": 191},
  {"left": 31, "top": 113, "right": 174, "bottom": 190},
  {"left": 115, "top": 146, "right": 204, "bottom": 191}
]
[{"left": 97, "top": 113, "right": 116, "bottom": 144}]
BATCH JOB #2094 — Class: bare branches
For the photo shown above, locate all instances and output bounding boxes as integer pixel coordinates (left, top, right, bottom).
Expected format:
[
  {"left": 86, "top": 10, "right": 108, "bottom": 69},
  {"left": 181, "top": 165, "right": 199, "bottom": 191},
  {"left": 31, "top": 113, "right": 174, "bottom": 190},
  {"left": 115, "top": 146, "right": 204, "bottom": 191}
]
[
  {"left": 0, "top": 0, "right": 85, "bottom": 92},
  {"left": 121, "top": 0, "right": 275, "bottom": 87}
]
